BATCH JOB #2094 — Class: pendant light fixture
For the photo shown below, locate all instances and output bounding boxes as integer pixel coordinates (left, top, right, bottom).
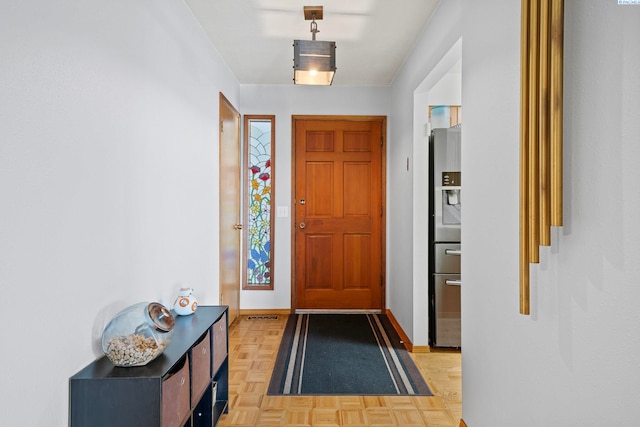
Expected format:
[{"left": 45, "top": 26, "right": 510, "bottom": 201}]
[{"left": 293, "top": 6, "right": 336, "bottom": 85}]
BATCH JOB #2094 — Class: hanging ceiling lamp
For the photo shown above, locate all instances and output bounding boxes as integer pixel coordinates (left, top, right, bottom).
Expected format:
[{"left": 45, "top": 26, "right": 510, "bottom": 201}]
[{"left": 293, "top": 6, "right": 336, "bottom": 86}]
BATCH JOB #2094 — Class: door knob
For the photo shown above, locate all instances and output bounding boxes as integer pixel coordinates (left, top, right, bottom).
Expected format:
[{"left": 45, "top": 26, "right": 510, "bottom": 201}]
[
  {"left": 299, "top": 222, "right": 306, "bottom": 229},
  {"left": 233, "top": 223, "right": 243, "bottom": 230}
]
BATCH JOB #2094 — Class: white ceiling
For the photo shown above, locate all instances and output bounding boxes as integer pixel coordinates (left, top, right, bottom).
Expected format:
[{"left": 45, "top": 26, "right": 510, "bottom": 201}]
[{"left": 184, "top": 0, "right": 440, "bottom": 86}]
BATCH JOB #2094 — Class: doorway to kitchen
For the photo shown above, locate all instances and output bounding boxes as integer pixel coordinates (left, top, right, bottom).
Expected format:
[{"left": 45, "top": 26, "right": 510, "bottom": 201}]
[{"left": 413, "top": 38, "right": 462, "bottom": 349}]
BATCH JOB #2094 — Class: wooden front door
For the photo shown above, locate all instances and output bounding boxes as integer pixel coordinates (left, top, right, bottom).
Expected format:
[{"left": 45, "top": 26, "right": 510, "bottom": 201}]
[
  {"left": 219, "top": 93, "right": 241, "bottom": 324},
  {"left": 293, "top": 116, "right": 386, "bottom": 310}
]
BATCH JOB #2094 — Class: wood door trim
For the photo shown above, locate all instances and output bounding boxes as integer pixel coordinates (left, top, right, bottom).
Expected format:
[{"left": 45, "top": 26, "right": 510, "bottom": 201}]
[{"left": 290, "top": 115, "right": 387, "bottom": 311}]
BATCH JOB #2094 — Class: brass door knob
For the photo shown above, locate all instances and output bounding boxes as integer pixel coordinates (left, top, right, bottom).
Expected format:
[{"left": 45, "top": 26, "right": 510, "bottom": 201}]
[
  {"left": 233, "top": 223, "right": 243, "bottom": 230},
  {"left": 299, "top": 222, "right": 306, "bottom": 229}
]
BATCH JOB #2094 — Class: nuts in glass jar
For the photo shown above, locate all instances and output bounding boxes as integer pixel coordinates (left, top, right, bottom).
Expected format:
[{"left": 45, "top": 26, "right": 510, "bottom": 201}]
[{"left": 104, "top": 333, "right": 169, "bottom": 366}]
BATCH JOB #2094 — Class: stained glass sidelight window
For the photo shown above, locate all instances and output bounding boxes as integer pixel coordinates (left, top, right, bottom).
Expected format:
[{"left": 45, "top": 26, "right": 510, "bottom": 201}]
[{"left": 244, "top": 116, "right": 275, "bottom": 289}]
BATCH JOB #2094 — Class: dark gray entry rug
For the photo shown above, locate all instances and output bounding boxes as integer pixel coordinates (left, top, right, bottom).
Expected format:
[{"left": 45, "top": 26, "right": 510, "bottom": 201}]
[{"left": 267, "top": 313, "right": 432, "bottom": 396}]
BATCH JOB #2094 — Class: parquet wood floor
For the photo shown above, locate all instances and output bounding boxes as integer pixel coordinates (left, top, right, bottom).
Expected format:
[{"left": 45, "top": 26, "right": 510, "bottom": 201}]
[{"left": 217, "top": 315, "right": 461, "bottom": 427}]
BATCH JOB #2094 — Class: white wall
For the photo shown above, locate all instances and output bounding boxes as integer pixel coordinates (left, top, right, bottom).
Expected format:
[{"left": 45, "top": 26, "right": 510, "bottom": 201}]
[
  {"left": 461, "top": 0, "right": 640, "bottom": 425},
  {"left": 239, "top": 85, "right": 390, "bottom": 310},
  {"left": 0, "top": 1, "right": 239, "bottom": 425},
  {"left": 428, "top": 70, "right": 462, "bottom": 108}
]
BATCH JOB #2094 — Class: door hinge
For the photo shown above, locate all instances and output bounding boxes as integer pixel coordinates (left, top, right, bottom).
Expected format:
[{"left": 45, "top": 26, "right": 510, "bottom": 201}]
[
  {"left": 380, "top": 275, "right": 384, "bottom": 287},
  {"left": 220, "top": 121, "right": 224, "bottom": 132}
]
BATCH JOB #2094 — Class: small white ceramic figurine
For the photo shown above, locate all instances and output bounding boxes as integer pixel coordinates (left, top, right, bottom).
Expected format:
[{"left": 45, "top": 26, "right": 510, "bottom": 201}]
[{"left": 173, "top": 287, "right": 198, "bottom": 316}]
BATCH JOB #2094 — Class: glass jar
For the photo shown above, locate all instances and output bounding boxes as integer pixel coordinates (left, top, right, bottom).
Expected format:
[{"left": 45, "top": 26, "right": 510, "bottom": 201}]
[{"left": 102, "top": 302, "right": 175, "bottom": 367}]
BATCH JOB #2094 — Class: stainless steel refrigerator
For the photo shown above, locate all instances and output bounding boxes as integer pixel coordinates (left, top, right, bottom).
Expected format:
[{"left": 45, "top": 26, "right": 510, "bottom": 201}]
[{"left": 429, "top": 127, "right": 461, "bottom": 348}]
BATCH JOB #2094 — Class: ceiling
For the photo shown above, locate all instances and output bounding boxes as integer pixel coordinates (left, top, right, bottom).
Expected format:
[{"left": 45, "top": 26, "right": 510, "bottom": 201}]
[{"left": 184, "top": 0, "right": 440, "bottom": 86}]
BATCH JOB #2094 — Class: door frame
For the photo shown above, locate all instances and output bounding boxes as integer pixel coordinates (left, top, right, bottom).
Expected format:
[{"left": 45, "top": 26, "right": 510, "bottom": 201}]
[{"left": 290, "top": 115, "right": 387, "bottom": 311}]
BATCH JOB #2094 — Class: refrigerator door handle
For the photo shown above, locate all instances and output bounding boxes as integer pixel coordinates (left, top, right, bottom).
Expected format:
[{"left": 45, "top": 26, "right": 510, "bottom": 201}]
[
  {"left": 444, "top": 249, "right": 461, "bottom": 256},
  {"left": 445, "top": 279, "right": 462, "bottom": 286}
]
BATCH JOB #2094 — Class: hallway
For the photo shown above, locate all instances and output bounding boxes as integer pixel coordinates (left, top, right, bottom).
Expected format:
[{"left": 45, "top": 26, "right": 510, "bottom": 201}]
[{"left": 218, "top": 315, "right": 461, "bottom": 427}]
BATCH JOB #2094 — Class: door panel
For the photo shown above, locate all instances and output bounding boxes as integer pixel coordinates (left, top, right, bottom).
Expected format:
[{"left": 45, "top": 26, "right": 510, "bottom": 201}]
[
  {"left": 343, "top": 234, "right": 371, "bottom": 288},
  {"left": 305, "top": 162, "right": 334, "bottom": 216},
  {"left": 219, "top": 93, "right": 241, "bottom": 324},
  {"left": 294, "top": 117, "right": 385, "bottom": 310},
  {"left": 305, "top": 234, "right": 333, "bottom": 288},
  {"left": 344, "top": 163, "right": 371, "bottom": 215}
]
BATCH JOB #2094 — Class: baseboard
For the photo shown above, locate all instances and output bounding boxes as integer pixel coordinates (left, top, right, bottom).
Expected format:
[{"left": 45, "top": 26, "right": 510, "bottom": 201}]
[
  {"left": 239, "top": 309, "right": 292, "bottom": 316},
  {"left": 385, "top": 309, "right": 414, "bottom": 352},
  {"left": 412, "top": 345, "right": 431, "bottom": 353},
  {"left": 460, "top": 419, "right": 467, "bottom": 427}
]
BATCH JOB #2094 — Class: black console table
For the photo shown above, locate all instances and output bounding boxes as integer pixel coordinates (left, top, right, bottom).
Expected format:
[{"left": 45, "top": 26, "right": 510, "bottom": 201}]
[{"left": 69, "top": 305, "right": 229, "bottom": 427}]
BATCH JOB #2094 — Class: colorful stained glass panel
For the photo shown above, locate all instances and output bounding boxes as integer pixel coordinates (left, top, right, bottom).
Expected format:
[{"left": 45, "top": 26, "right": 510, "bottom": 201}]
[{"left": 247, "top": 119, "right": 273, "bottom": 287}]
